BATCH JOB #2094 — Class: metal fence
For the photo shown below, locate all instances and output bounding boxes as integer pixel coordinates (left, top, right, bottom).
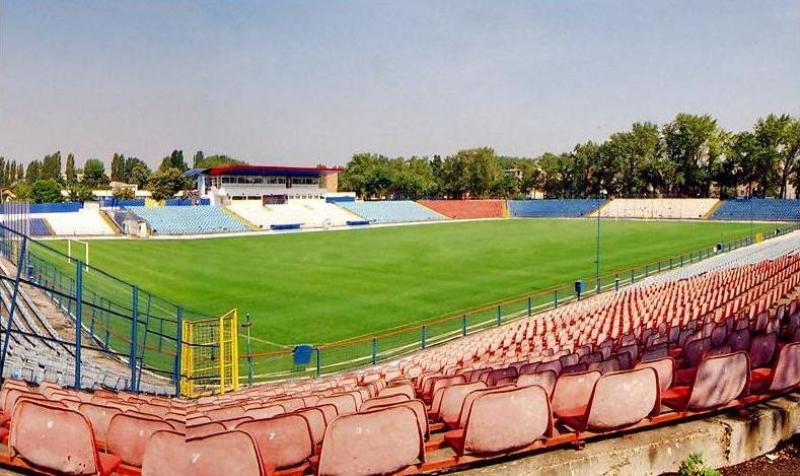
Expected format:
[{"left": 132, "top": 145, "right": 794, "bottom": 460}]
[
  {"left": 240, "top": 222, "right": 800, "bottom": 384},
  {"left": 0, "top": 222, "right": 212, "bottom": 395}
]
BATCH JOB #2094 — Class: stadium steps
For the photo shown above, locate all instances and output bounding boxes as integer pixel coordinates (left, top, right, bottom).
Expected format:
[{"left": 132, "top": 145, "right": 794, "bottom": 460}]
[
  {"left": 703, "top": 200, "right": 724, "bottom": 220},
  {"left": 221, "top": 206, "right": 260, "bottom": 231},
  {"left": 99, "top": 210, "right": 123, "bottom": 235}
]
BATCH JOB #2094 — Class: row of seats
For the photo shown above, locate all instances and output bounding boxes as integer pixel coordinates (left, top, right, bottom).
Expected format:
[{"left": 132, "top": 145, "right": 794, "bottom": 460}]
[
  {"left": 0, "top": 210, "right": 118, "bottom": 236},
  {"left": 335, "top": 201, "right": 446, "bottom": 224},
  {"left": 713, "top": 198, "right": 800, "bottom": 221},
  {"left": 416, "top": 200, "right": 506, "bottom": 220},
  {"left": 125, "top": 206, "right": 250, "bottom": 235},
  {"left": 508, "top": 199, "right": 605, "bottom": 217},
  {"left": 0, "top": 236, "right": 797, "bottom": 474},
  {"left": 227, "top": 200, "right": 364, "bottom": 229},
  {"left": 593, "top": 199, "right": 719, "bottom": 219}
]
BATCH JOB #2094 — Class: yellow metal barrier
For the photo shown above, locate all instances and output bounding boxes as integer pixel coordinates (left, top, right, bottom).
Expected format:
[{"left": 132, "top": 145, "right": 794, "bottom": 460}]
[
  {"left": 181, "top": 309, "right": 239, "bottom": 397},
  {"left": 755, "top": 232, "right": 764, "bottom": 243}
]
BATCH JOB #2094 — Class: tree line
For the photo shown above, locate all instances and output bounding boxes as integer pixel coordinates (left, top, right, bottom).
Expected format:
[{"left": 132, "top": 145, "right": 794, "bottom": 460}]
[
  {"left": 0, "top": 150, "right": 245, "bottom": 203},
  {"left": 339, "top": 113, "right": 800, "bottom": 200}
]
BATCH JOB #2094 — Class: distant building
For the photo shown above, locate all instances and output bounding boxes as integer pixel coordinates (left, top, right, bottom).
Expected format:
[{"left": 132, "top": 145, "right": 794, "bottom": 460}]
[{"left": 185, "top": 165, "right": 342, "bottom": 201}]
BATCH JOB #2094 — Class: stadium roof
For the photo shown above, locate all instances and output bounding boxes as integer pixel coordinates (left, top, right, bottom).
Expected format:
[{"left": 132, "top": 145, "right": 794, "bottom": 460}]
[{"left": 185, "top": 165, "right": 342, "bottom": 178}]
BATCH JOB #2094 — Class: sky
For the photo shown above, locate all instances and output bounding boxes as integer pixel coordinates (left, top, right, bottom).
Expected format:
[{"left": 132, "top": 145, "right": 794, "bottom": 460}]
[{"left": 1, "top": 1, "right": 798, "bottom": 168}]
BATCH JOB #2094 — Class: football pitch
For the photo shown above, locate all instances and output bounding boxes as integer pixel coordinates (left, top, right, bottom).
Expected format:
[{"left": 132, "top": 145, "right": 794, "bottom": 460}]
[{"left": 49, "top": 218, "right": 785, "bottom": 348}]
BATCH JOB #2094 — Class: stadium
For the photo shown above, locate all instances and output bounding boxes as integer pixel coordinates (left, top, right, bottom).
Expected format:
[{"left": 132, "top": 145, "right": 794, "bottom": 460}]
[
  {"left": 0, "top": 187, "right": 799, "bottom": 475},
  {"left": 2, "top": 2, "right": 800, "bottom": 475}
]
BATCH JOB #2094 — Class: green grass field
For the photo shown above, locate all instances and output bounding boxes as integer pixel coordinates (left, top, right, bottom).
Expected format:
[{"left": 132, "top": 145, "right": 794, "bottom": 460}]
[{"left": 48, "top": 219, "right": 782, "bottom": 350}]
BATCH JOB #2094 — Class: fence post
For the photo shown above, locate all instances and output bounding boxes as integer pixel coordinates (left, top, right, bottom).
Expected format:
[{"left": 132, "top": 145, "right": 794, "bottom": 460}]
[
  {"left": 527, "top": 297, "right": 532, "bottom": 316},
  {"left": 615, "top": 275, "right": 620, "bottom": 292},
  {"left": 669, "top": 257, "right": 673, "bottom": 269},
  {"left": 371, "top": 338, "right": 378, "bottom": 365},
  {"left": 496, "top": 306, "right": 502, "bottom": 326},
  {"left": 74, "top": 260, "right": 83, "bottom": 389},
  {"left": 462, "top": 315, "right": 467, "bottom": 336},
  {"left": 315, "top": 348, "right": 321, "bottom": 378},
  {"left": 554, "top": 290, "right": 559, "bottom": 308},
  {"left": 158, "top": 316, "right": 164, "bottom": 352},
  {"left": 680, "top": 255, "right": 684, "bottom": 267},
  {"left": 421, "top": 326, "right": 427, "bottom": 349},
  {"left": 645, "top": 264, "right": 649, "bottom": 277},
  {"left": 630, "top": 269, "right": 634, "bottom": 283},
  {"left": 174, "top": 306, "right": 182, "bottom": 396},
  {"left": 0, "top": 237, "right": 28, "bottom": 378},
  {"left": 103, "top": 298, "right": 110, "bottom": 350},
  {"left": 130, "top": 286, "right": 139, "bottom": 392},
  {"left": 658, "top": 260, "right": 661, "bottom": 272}
]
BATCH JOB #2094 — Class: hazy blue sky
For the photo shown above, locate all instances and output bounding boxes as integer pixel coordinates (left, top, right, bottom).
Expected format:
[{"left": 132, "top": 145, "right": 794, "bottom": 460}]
[{"left": 1, "top": 1, "right": 798, "bottom": 167}]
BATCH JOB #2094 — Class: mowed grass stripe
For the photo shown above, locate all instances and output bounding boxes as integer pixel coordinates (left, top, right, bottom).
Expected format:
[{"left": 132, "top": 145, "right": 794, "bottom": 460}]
[{"left": 50, "top": 219, "right": 779, "bottom": 346}]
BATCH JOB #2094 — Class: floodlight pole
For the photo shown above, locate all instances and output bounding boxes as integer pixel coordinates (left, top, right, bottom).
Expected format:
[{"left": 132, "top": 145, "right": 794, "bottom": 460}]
[
  {"left": 595, "top": 195, "right": 602, "bottom": 292},
  {"left": 242, "top": 313, "right": 253, "bottom": 386}
]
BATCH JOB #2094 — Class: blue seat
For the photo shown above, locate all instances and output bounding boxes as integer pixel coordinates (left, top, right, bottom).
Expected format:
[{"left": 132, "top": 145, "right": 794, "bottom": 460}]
[
  {"left": 712, "top": 199, "right": 800, "bottom": 221},
  {"left": 508, "top": 199, "right": 605, "bottom": 217},
  {"left": 125, "top": 206, "right": 250, "bottom": 235}
]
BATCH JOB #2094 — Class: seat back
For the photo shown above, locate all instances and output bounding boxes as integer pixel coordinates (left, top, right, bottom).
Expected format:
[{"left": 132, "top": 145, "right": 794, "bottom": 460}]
[
  {"left": 586, "top": 368, "right": 659, "bottom": 431},
  {"left": 236, "top": 414, "right": 313, "bottom": 470},
  {"left": 486, "top": 367, "right": 518, "bottom": 387},
  {"left": 295, "top": 407, "right": 327, "bottom": 446},
  {"left": 439, "top": 382, "right": 486, "bottom": 426},
  {"left": 363, "top": 399, "right": 429, "bottom": 440},
  {"left": 317, "top": 406, "right": 423, "bottom": 476},
  {"left": 361, "top": 394, "right": 410, "bottom": 412},
  {"left": 635, "top": 357, "right": 675, "bottom": 391},
  {"left": 77, "top": 402, "right": 123, "bottom": 443},
  {"left": 244, "top": 404, "right": 285, "bottom": 420},
  {"left": 769, "top": 342, "right": 800, "bottom": 392},
  {"left": 142, "top": 430, "right": 187, "bottom": 476},
  {"left": 207, "top": 405, "right": 245, "bottom": 421},
  {"left": 551, "top": 370, "right": 601, "bottom": 415},
  {"left": 188, "top": 430, "right": 264, "bottom": 476},
  {"left": 317, "top": 393, "right": 358, "bottom": 415},
  {"left": 516, "top": 370, "right": 557, "bottom": 396},
  {"left": 688, "top": 352, "right": 750, "bottom": 410},
  {"left": 186, "top": 421, "right": 226, "bottom": 438},
  {"left": 463, "top": 385, "right": 552, "bottom": 455},
  {"left": 9, "top": 399, "right": 100, "bottom": 475},
  {"left": 107, "top": 413, "right": 173, "bottom": 467},
  {"left": 378, "top": 383, "right": 415, "bottom": 400},
  {"left": 749, "top": 333, "right": 777, "bottom": 369}
]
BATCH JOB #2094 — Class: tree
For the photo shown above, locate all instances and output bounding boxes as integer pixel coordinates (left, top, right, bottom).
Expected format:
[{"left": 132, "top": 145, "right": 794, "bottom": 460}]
[
  {"left": 67, "top": 183, "right": 94, "bottom": 202},
  {"left": 193, "top": 153, "right": 246, "bottom": 168},
  {"left": 112, "top": 187, "right": 135, "bottom": 199},
  {"left": 65, "top": 153, "right": 77, "bottom": 184},
  {"left": 82, "top": 159, "right": 109, "bottom": 188},
  {"left": 13, "top": 181, "right": 31, "bottom": 200},
  {"left": 192, "top": 150, "right": 205, "bottom": 168},
  {"left": 147, "top": 167, "right": 186, "bottom": 201},
  {"left": 158, "top": 150, "right": 188, "bottom": 173},
  {"left": 125, "top": 158, "right": 152, "bottom": 188},
  {"left": 110, "top": 153, "right": 126, "bottom": 182},
  {"left": 40, "top": 151, "right": 62, "bottom": 181},
  {"left": 662, "top": 114, "right": 720, "bottom": 197},
  {"left": 30, "top": 179, "right": 64, "bottom": 203},
  {"left": 25, "top": 160, "right": 42, "bottom": 183},
  {"left": 16, "top": 163, "right": 24, "bottom": 182}
]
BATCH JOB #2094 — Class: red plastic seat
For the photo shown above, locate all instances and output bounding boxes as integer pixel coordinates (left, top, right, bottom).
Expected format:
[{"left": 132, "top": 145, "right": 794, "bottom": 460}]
[
  {"left": 749, "top": 342, "right": 800, "bottom": 394},
  {"left": 317, "top": 406, "right": 424, "bottom": 476},
  {"left": 662, "top": 352, "right": 750, "bottom": 411},
  {"left": 9, "top": 399, "right": 120, "bottom": 476},
  {"left": 556, "top": 368, "right": 660, "bottom": 432},
  {"left": 551, "top": 370, "right": 601, "bottom": 416},
  {"left": 141, "top": 430, "right": 187, "bottom": 476},
  {"left": 443, "top": 385, "right": 552, "bottom": 456},
  {"left": 237, "top": 413, "right": 314, "bottom": 471},
  {"left": 107, "top": 412, "right": 173, "bottom": 468},
  {"left": 516, "top": 370, "right": 557, "bottom": 397},
  {"left": 188, "top": 430, "right": 268, "bottom": 476}
]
